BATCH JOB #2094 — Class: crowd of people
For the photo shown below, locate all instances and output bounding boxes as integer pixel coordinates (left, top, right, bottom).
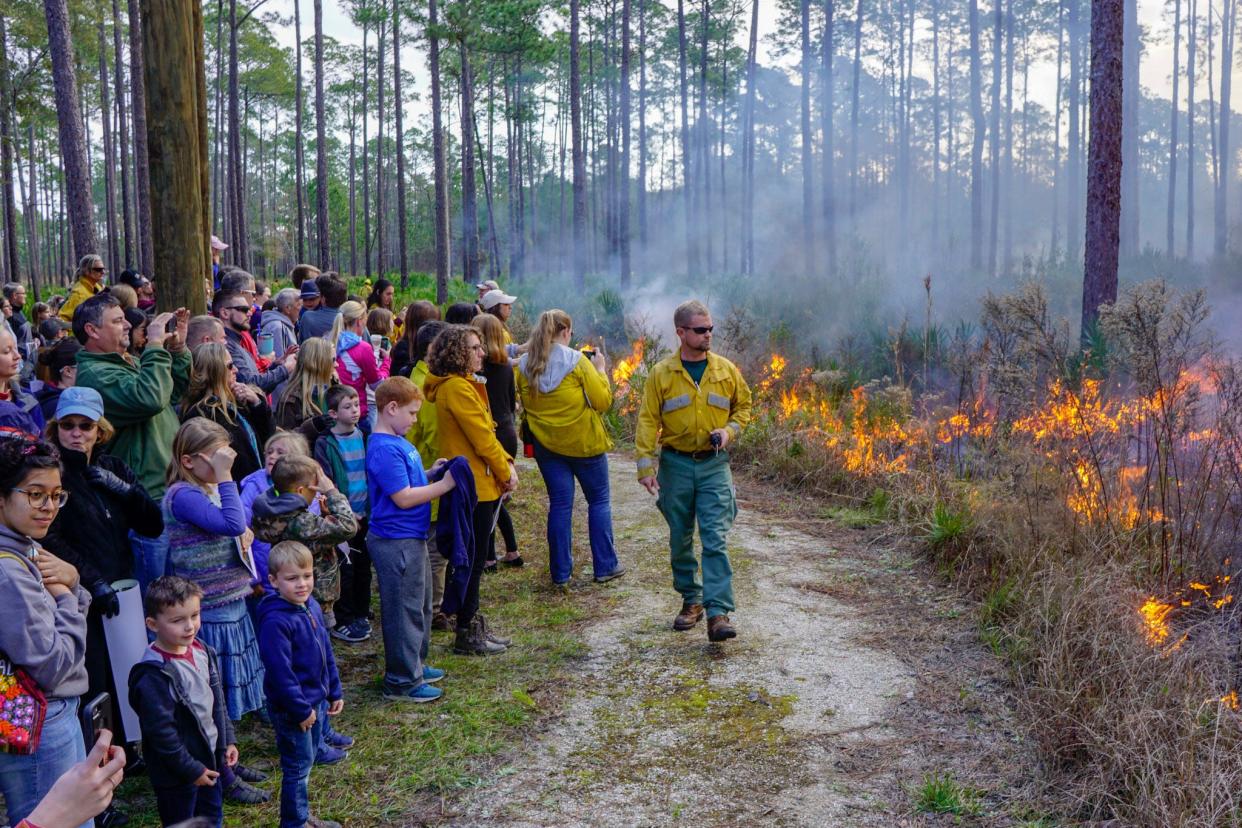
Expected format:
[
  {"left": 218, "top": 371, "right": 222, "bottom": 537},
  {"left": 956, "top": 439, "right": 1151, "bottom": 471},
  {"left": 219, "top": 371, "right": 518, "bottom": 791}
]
[{"left": 0, "top": 251, "right": 752, "bottom": 828}]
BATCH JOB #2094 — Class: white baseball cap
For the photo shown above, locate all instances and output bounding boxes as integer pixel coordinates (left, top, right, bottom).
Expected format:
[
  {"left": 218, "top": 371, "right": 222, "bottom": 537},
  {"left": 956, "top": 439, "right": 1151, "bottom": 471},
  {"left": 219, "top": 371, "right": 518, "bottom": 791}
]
[{"left": 480, "top": 289, "right": 517, "bottom": 310}]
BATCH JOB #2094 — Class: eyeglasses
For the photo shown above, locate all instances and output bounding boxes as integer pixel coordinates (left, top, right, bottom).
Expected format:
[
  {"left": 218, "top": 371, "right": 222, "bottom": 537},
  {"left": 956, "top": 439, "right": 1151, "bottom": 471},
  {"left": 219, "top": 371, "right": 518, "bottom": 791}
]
[
  {"left": 13, "top": 488, "right": 69, "bottom": 509},
  {"left": 682, "top": 326, "right": 714, "bottom": 335}
]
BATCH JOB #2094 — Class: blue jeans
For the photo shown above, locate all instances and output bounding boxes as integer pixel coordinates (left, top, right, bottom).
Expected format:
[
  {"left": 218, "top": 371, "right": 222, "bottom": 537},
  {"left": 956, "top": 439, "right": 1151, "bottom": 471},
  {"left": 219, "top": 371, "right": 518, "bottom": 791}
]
[
  {"left": 367, "top": 534, "right": 430, "bottom": 694},
  {"left": 0, "top": 697, "right": 88, "bottom": 828},
  {"left": 131, "top": 530, "right": 169, "bottom": 594},
  {"left": 270, "top": 700, "right": 325, "bottom": 828},
  {"left": 154, "top": 778, "right": 223, "bottom": 827},
  {"left": 533, "top": 446, "right": 620, "bottom": 584}
]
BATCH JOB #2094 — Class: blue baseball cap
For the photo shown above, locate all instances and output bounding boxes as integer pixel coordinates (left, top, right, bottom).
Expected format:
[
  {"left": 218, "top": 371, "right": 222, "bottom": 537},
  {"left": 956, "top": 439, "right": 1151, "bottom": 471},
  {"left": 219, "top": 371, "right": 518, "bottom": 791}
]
[
  {"left": 300, "top": 281, "right": 321, "bottom": 300},
  {"left": 55, "top": 386, "right": 104, "bottom": 422}
]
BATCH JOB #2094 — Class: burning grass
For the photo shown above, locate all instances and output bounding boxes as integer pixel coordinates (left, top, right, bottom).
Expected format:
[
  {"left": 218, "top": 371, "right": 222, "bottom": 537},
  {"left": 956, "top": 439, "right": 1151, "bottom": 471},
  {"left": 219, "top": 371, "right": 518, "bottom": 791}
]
[{"left": 605, "top": 279, "right": 1242, "bottom": 825}]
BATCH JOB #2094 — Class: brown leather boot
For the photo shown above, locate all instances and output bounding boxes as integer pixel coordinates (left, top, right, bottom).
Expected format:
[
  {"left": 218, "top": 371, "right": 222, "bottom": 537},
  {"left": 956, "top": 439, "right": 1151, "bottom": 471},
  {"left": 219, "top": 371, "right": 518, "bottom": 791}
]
[
  {"left": 673, "top": 602, "right": 704, "bottom": 631},
  {"left": 707, "top": 615, "right": 737, "bottom": 642}
]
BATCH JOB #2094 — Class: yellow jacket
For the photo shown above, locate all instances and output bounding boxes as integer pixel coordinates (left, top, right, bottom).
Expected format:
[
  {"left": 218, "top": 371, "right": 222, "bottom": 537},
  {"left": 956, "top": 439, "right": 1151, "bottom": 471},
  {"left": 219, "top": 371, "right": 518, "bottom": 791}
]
[
  {"left": 424, "top": 372, "right": 512, "bottom": 502},
  {"left": 635, "top": 352, "right": 752, "bottom": 479},
  {"left": 516, "top": 347, "right": 613, "bottom": 458},
  {"left": 59, "top": 277, "right": 102, "bottom": 321},
  {"left": 407, "top": 360, "right": 440, "bottom": 519}
]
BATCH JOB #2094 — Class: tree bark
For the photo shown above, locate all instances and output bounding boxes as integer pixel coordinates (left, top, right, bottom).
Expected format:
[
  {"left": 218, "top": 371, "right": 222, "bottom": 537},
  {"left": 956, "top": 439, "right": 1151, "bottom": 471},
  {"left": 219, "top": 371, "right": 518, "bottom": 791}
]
[
  {"left": 392, "top": 0, "right": 409, "bottom": 287},
  {"left": 294, "top": 0, "right": 306, "bottom": 262},
  {"left": 849, "top": 0, "right": 863, "bottom": 225},
  {"left": 1215, "top": 0, "right": 1235, "bottom": 257},
  {"left": 460, "top": 40, "right": 479, "bottom": 283},
  {"left": 800, "top": 0, "right": 815, "bottom": 272},
  {"left": 0, "top": 16, "right": 20, "bottom": 281},
  {"left": 741, "top": 0, "right": 758, "bottom": 276},
  {"left": 1067, "top": 0, "right": 1082, "bottom": 261},
  {"left": 637, "top": 0, "right": 648, "bottom": 248},
  {"left": 570, "top": 0, "right": 588, "bottom": 287},
  {"left": 314, "top": 0, "right": 329, "bottom": 268},
  {"left": 376, "top": 19, "right": 386, "bottom": 275},
  {"left": 988, "top": 0, "right": 1001, "bottom": 275},
  {"left": 677, "top": 0, "right": 695, "bottom": 276},
  {"left": 44, "top": 0, "right": 98, "bottom": 259},
  {"left": 821, "top": 0, "right": 836, "bottom": 274},
  {"left": 141, "top": 0, "right": 209, "bottom": 313},
  {"left": 111, "top": 0, "right": 134, "bottom": 268},
  {"left": 428, "top": 0, "right": 448, "bottom": 302},
  {"left": 1082, "top": 0, "right": 1124, "bottom": 336},
  {"left": 227, "top": 0, "right": 248, "bottom": 269},
  {"left": 99, "top": 21, "right": 121, "bottom": 275},
  {"left": 618, "top": 0, "right": 632, "bottom": 287},
  {"left": 1119, "top": 0, "right": 1139, "bottom": 257},
  {"left": 1187, "top": 0, "right": 1197, "bottom": 258},
  {"left": 1168, "top": 0, "right": 1182, "bottom": 256}
]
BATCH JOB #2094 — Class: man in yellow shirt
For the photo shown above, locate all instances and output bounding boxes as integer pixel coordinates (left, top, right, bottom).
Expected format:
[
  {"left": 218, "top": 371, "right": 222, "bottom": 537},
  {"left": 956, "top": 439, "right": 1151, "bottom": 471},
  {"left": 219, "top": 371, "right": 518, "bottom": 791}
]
[
  {"left": 59, "top": 254, "right": 106, "bottom": 321},
  {"left": 636, "top": 300, "right": 752, "bottom": 642}
]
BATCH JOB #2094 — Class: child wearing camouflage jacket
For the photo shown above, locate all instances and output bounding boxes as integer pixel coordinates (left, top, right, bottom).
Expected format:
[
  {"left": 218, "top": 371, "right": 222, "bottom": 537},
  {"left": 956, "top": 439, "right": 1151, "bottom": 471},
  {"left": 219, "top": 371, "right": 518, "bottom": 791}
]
[{"left": 250, "top": 455, "right": 358, "bottom": 628}]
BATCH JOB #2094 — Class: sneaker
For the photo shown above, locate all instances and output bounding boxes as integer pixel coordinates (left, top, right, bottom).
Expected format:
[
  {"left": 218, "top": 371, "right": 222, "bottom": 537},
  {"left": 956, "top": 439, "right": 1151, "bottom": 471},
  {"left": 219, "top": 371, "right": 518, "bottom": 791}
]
[
  {"left": 330, "top": 620, "right": 368, "bottom": 643},
  {"left": 234, "top": 763, "right": 269, "bottom": 783},
  {"left": 224, "top": 777, "right": 270, "bottom": 804},
  {"left": 500, "top": 554, "right": 524, "bottom": 568},
  {"left": 325, "top": 730, "right": 354, "bottom": 749},
  {"left": 593, "top": 566, "right": 626, "bottom": 584},
  {"left": 306, "top": 816, "right": 342, "bottom": 828},
  {"left": 95, "top": 805, "right": 129, "bottom": 827},
  {"left": 423, "top": 665, "right": 446, "bottom": 684},
  {"left": 315, "top": 745, "right": 348, "bottom": 765},
  {"left": 383, "top": 684, "right": 443, "bottom": 703},
  {"left": 359, "top": 617, "right": 373, "bottom": 636}
]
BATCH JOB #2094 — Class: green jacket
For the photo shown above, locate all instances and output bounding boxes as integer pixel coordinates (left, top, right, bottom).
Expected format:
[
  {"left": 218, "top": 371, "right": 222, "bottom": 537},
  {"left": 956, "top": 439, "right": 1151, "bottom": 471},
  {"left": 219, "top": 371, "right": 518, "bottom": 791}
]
[{"left": 75, "top": 345, "right": 193, "bottom": 499}]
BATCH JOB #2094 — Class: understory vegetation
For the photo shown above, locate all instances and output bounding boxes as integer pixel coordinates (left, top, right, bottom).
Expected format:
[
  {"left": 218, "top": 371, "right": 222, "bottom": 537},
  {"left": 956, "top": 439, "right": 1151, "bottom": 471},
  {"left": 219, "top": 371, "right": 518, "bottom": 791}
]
[{"left": 607, "top": 278, "right": 1242, "bottom": 825}]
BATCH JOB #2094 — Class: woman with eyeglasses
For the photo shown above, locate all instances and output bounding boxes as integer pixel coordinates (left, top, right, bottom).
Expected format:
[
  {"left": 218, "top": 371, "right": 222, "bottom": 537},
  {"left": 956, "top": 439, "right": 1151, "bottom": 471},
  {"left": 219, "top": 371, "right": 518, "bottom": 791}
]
[
  {"left": 59, "top": 255, "right": 106, "bottom": 323},
  {"left": 0, "top": 434, "right": 94, "bottom": 827},
  {"left": 42, "top": 387, "right": 162, "bottom": 806},
  {"left": 180, "top": 343, "right": 273, "bottom": 482}
]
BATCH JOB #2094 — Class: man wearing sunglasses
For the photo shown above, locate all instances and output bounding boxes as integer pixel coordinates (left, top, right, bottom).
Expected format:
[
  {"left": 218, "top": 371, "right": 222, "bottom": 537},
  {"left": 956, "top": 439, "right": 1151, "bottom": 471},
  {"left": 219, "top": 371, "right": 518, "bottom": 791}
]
[
  {"left": 635, "top": 300, "right": 752, "bottom": 643},
  {"left": 211, "top": 290, "right": 295, "bottom": 394}
]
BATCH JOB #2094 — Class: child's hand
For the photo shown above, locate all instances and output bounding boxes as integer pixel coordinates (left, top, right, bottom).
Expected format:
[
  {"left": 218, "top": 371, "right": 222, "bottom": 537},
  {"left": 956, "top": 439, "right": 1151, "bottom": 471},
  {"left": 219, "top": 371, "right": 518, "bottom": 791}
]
[
  {"left": 429, "top": 458, "right": 449, "bottom": 476},
  {"left": 328, "top": 699, "right": 344, "bottom": 716},
  {"left": 225, "top": 745, "right": 239, "bottom": 767},
  {"left": 194, "top": 768, "right": 220, "bottom": 787},
  {"left": 205, "top": 445, "right": 237, "bottom": 480},
  {"left": 314, "top": 468, "right": 337, "bottom": 493},
  {"left": 299, "top": 709, "right": 317, "bottom": 731}
]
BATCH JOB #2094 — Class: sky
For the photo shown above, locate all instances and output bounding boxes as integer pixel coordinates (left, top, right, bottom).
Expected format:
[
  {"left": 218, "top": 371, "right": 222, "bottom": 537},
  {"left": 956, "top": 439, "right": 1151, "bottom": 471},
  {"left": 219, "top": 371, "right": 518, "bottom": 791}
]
[{"left": 261, "top": 0, "right": 1186, "bottom": 134}]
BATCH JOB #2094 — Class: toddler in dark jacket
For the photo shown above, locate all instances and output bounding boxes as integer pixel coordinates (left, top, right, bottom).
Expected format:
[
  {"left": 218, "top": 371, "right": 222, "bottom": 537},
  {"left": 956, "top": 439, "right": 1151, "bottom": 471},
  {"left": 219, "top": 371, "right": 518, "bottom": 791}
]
[
  {"left": 256, "top": 541, "right": 345, "bottom": 828},
  {"left": 129, "top": 576, "right": 238, "bottom": 828}
]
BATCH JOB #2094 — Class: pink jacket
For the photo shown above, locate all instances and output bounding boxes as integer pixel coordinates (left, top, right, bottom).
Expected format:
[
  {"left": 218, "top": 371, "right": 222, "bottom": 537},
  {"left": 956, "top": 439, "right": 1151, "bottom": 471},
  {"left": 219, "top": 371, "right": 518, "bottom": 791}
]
[{"left": 335, "top": 340, "right": 391, "bottom": 416}]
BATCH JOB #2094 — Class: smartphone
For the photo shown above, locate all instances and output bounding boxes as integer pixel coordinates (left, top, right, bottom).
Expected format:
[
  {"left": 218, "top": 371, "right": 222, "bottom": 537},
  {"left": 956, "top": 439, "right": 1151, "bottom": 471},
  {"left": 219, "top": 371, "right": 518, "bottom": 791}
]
[
  {"left": 80, "top": 692, "right": 114, "bottom": 751},
  {"left": 381, "top": 336, "right": 392, "bottom": 352}
]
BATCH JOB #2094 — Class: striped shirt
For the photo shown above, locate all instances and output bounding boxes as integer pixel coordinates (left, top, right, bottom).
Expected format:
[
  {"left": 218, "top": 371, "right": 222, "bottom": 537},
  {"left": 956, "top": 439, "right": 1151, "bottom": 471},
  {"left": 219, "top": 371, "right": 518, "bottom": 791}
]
[{"left": 336, "top": 429, "right": 368, "bottom": 515}]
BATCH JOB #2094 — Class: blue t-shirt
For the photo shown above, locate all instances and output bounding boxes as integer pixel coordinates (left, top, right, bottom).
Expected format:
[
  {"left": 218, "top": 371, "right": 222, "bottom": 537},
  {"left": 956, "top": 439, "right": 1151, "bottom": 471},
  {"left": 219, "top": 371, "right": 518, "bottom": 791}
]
[{"left": 366, "top": 432, "right": 431, "bottom": 539}]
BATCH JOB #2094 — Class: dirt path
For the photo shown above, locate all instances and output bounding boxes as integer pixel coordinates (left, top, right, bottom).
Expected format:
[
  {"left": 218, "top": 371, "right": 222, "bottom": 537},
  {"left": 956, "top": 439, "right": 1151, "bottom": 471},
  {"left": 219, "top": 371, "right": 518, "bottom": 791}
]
[{"left": 448, "top": 455, "right": 1044, "bottom": 827}]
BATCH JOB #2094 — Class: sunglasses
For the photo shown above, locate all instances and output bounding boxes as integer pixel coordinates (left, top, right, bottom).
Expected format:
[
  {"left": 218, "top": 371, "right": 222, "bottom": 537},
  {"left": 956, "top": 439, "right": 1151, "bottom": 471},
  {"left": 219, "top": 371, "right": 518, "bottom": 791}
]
[
  {"left": 682, "top": 326, "right": 713, "bottom": 335},
  {"left": 92, "top": 267, "right": 105, "bottom": 273},
  {"left": 225, "top": 363, "right": 238, "bottom": 371},
  {"left": 225, "top": 305, "right": 249, "bottom": 313}
]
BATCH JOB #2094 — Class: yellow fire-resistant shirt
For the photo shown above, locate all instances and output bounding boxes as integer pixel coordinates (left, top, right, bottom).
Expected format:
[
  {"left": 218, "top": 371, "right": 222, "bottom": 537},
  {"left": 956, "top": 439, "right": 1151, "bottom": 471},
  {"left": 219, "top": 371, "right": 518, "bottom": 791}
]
[
  {"left": 59, "top": 276, "right": 102, "bottom": 322},
  {"left": 635, "top": 352, "right": 752, "bottom": 480}
]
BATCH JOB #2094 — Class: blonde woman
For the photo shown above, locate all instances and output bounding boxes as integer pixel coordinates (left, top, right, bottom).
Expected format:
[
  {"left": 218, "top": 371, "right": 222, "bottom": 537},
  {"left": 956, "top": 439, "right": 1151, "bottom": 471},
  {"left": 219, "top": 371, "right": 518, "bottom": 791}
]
[
  {"left": 59, "top": 254, "right": 106, "bottom": 322},
  {"left": 273, "top": 337, "right": 337, "bottom": 430},
  {"left": 330, "top": 300, "right": 390, "bottom": 424},
  {"left": 0, "top": 326, "right": 44, "bottom": 430},
  {"left": 181, "top": 342, "right": 273, "bottom": 481},
  {"left": 516, "top": 310, "right": 622, "bottom": 586}
]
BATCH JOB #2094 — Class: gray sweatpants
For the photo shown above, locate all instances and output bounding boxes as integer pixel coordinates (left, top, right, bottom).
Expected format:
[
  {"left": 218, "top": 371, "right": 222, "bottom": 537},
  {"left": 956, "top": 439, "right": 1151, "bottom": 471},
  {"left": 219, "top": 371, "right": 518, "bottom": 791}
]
[{"left": 367, "top": 533, "right": 432, "bottom": 694}]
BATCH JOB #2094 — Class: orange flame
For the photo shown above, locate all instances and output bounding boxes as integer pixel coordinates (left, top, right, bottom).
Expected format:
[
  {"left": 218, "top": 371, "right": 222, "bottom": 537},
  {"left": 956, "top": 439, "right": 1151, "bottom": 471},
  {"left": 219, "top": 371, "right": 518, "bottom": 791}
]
[{"left": 1139, "top": 597, "right": 1173, "bottom": 645}]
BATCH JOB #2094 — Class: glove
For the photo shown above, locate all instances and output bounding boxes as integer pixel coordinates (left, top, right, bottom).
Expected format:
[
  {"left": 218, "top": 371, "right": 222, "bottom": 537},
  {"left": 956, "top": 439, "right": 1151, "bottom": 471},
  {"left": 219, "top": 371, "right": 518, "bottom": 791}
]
[
  {"left": 90, "top": 581, "right": 121, "bottom": 618},
  {"left": 86, "top": 466, "right": 132, "bottom": 497}
]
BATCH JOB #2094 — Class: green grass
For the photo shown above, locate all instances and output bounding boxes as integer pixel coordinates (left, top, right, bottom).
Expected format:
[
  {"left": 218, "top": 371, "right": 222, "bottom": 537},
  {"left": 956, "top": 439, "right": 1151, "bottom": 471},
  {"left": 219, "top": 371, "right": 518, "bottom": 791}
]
[
  {"left": 115, "top": 470, "right": 615, "bottom": 827},
  {"left": 913, "top": 771, "right": 984, "bottom": 816}
]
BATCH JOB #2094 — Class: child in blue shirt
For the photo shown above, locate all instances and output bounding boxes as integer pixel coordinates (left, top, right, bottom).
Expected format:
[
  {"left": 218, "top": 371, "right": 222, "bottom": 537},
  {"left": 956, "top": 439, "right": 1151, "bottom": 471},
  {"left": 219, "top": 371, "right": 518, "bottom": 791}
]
[{"left": 365, "top": 377, "right": 454, "bottom": 703}]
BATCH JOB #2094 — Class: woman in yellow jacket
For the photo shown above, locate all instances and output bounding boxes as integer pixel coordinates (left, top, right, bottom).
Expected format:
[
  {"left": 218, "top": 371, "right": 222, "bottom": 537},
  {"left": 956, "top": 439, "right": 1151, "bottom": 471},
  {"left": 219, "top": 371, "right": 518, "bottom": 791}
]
[
  {"left": 424, "top": 324, "right": 517, "bottom": 655},
  {"left": 517, "top": 310, "right": 624, "bottom": 587}
]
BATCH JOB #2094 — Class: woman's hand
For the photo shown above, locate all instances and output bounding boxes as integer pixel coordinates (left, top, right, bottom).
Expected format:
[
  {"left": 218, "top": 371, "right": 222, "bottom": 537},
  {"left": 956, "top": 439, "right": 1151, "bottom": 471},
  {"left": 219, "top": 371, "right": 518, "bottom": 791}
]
[
  {"left": 502, "top": 463, "right": 519, "bottom": 494},
  {"left": 589, "top": 349, "right": 607, "bottom": 374},
  {"left": 229, "top": 381, "right": 260, "bottom": 406},
  {"left": 36, "top": 549, "right": 80, "bottom": 591},
  {"left": 24, "top": 730, "right": 127, "bottom": 827}
]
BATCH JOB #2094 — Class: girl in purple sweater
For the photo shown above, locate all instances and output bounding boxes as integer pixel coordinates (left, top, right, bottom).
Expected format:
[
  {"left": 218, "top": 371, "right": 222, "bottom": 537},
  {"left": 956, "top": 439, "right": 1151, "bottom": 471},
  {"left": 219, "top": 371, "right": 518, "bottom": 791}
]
[{"left": 162, "top": 417, "right": 271, "bottom": 804}]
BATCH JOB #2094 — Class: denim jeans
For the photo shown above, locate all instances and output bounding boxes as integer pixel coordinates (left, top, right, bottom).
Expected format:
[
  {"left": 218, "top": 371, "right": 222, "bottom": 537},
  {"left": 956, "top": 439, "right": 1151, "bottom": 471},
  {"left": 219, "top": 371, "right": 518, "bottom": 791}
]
[
  {"left": 130, "top": 529, "right": 169, "bottom": 594},
  {"left": 154, "top": 778, "right": 224, "bottom": 827},
  {"left": 270, "top": 700, "right": 325, "bottom": 828},
  {"left": 0, "top": 697, "right": 88, "bottom": 828},
  {"left": 367, "top": 534, "right": 430, "bottom": 694},
  {"left": 533, "top": 446, "right": 620, "bottom": 584}
]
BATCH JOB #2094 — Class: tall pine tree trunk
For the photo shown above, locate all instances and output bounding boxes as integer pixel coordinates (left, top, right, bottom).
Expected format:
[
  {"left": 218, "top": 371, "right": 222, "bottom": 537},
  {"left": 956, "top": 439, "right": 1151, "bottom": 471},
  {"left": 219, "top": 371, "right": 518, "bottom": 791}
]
[
  {"left": 141, "top": 0, "right": 209, "bottom": 312},
  {"left": 637, "top": 0, "right": 648, "bottom": 248},
  {"left": 111, "top": 0, "right": 134, "bottom": 267},
  {"left": 1082, "top": 0, "right": 1124, "bottom": 335},
  {"left": 988, "top": 0, "right": 1001, "bottom": 275},
  {"left": 460, "top": 40, "right": 479, "bottom": 283},
  {"left": 376, "top": 20, "right": 386, "bottom": 275},
  {"left": 677, "top": 0, "right": 695, "bottom": 276},
  {"left": 1119, "top": 0, "right": 1139, "bottom": 257},
  {"left": 44, "top": 0, "right": 98, "bottom": 258},
  {"left": 392, "top": 0, "right": 408, "bottom": 286},
  {"left": 314, "top": 0, "right": 329, "bottom": 268},
  {"left": 294, "top": 0, "right": 306, "bottom": 262},
  {"left": 227, "top": 0, "right": 248, "bottom": 269},
  {"left": 741, "top": 0, "right": 758, "bottom": 276},
  {"left": 1168, "top": 0, "right": 1182, "bottom": 256},
  {"left": 822, "top": 0, "right": 836, "bottom": 274},
  {"left": 1215, "top": 0, "right": 1235, "bottom": 257},
  {"left": 1067, "top": 0, "right": 1082, "bottom": 261},
  {"left": 429, "top": 0, "right": 448, "bottom": 301},
  {"left": 968, "top": 0, "right": 984, "bottom": 269},
  {"left": 850, "top": 0, "right": 863, "bottom": 224},
  {"left": 0, "top": 16, "right": 20, "bottom": 281},
  {"left": 619, "top": 0, "right": 632, "bottom": 286},
  {"left": 99, "top": 21, "right": 121, "bottom": 275},
  {"left": 1187, "top": 0, "right": 1197, "bottom": 257},
  {"left": 800, "top": 0, "right": 814, "bottom": 272},
  {"left": 570, "top": 0, "right": 587, "bottom": 286}
]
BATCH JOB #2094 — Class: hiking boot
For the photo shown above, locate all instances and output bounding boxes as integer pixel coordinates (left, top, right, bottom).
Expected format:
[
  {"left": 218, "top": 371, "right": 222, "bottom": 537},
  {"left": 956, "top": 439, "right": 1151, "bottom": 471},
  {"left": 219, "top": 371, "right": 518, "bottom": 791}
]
[
  {"left": 707, "top": 614, "right": 737, "bottom": 642},
  {"left": 593, "top": 566, "right": 626, "bottom": 584},
  {"left": 224, "top": 776, "right": 270, "bottom": 804},
  {"left": 95, "top": 805, "right": 129, "bottom": 828},
  {"left": 234, "top": 763, "right": 268, "bottom": 783},
  {"left": 475, "top": 613, "right": 511, "bottom": 647},
  {"left": 431, "top": 612, "right": 454, "bottom": 631},
  {"left": 673, "top": 603, "right": 704, "bottom": 631},
  {"left": 306, "top": 815, "right": 342, "bottom": 828},
  {"left": 453, "top": 623, "right": 507, "bottom": 656}
]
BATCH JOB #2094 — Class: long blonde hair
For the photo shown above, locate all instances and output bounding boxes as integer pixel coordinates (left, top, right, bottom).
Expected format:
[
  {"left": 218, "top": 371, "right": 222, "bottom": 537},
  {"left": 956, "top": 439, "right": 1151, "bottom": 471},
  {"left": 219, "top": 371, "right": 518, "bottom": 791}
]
[
  {"left": 471, "top": 313, "right": 508, "bottom": 365},
  {"left": 184, "top": 342, "right": 241, "bottom": 423},
  {"left": 328, "top": 301, "right": 366, "bottom": 348},
  {"left": 166, "top": 417, "right": 230, "bottom": 489},
  {"left": 524, "top": 309, "right": 572, "bottom": 392},
  {"left": 277, "top": 337, "right": 336, "bottom": 418}
]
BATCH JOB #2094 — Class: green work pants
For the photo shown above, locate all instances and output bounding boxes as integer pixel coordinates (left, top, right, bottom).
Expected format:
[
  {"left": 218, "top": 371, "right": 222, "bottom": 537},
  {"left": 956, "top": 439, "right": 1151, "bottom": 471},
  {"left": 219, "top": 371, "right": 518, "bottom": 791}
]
[{"left": 656, "top": 450, "right": 737, "bottom": 617}]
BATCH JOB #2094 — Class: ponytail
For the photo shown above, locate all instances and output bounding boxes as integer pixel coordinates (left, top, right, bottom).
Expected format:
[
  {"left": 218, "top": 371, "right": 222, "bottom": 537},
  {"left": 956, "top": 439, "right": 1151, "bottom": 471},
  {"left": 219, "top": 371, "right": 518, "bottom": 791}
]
[{"left": 524, "top": 309, "right": 573, "bottom": 394}]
